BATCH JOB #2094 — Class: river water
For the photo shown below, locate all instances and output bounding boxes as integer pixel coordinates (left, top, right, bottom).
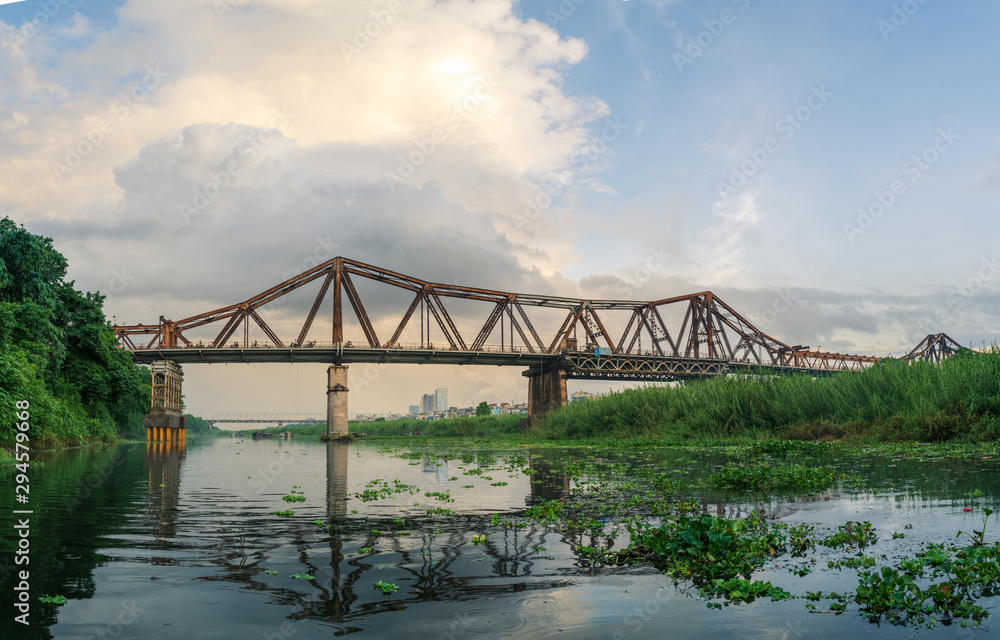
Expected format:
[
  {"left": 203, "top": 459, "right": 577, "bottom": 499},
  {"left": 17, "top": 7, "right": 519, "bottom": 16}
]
[{"left": 3, "top": 437, "right": 1000, "bottom": 639}]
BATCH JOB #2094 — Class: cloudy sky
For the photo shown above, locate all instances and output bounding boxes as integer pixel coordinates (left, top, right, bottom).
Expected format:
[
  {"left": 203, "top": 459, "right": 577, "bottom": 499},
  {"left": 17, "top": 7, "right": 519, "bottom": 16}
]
[{"left": 2, "top": 0, "right": 998, "bottom": 418}]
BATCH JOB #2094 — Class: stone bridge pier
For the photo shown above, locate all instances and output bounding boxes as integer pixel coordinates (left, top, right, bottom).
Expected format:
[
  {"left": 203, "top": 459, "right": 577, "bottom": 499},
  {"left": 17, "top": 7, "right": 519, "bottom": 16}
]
[
  {"left": 145, "top": 360, "right": 186, "bottom": 441},
  {"left": 526, "top": 367, "right": 568, "bottom": 419},
  {"left": 323, "top": 365, "right": 349, "bottom": 440}
]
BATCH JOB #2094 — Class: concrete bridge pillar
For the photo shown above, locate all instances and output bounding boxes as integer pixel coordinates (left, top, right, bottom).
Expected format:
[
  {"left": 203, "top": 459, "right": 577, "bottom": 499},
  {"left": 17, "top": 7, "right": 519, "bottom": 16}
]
[
  {"left": 145, "top": 360, "right": 186, "bottom": 441},
  {"left": 527, "top": 368, "right": 567, "bottom": 418},
  {"left": 324, "top": 365, "right": 349, "bottom": 439}
]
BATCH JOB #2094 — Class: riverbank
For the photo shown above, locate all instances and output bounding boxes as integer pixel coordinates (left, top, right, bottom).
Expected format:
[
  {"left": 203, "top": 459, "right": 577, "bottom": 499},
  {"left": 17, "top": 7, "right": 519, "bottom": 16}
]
[
  {"left": 257, "top": 348, "right": 999, "bottom": 444},
  {"left": 537, "top": 348, "right": 1000, "bottom": 443}
]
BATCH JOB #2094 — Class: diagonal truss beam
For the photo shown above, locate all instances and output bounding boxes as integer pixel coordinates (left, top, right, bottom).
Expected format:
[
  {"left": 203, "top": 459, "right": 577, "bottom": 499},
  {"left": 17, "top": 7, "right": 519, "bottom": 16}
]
[{"left": 113, "top": 256, "right": 885, "bottom": 373}]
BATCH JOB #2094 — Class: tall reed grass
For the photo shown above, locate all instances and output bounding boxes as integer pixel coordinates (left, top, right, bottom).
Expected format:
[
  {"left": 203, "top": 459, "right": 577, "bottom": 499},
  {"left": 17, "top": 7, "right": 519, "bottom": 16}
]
[{"left": 537, "top": 348, "right": 1000, "bottom": 442}]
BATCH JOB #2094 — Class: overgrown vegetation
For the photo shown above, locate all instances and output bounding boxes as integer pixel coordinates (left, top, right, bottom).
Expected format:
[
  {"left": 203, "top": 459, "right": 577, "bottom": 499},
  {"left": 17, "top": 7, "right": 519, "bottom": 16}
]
[
  {"left": 709, "top": 462, "right": 835, "bottom": 492},
  {"left": 536, "top": 350, "right": 1000, "bottom": 442},
  {"left": 251, "top": 414, "right": 523, "bottom": 438},
  {"left": 0, "top": 218, "right": 150, "bottom": 446}
]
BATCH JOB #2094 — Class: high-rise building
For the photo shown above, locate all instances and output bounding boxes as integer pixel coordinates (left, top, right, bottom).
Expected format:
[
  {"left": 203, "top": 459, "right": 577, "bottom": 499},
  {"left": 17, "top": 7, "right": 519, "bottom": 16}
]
[
  {"left": 408, "top": 405, "right": 420, "bottom": 417},
  {"left": 435, "top": 388, "right": 448, "bottom": 413},
  {"left": 421, "top": 393, "right": 435, "bottom": 414}
]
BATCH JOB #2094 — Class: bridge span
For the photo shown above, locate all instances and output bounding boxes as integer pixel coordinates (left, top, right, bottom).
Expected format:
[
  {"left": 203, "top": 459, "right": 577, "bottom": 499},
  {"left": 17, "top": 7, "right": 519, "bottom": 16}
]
[{"left": 114, "top": 257, "right": 947, "bottom": 442}]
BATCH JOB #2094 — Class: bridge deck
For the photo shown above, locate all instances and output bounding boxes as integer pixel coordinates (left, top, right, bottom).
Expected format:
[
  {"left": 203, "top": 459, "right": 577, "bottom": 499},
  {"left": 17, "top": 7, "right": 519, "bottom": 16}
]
[
  {"left": 127, "top": 347, "right": 560, "bottom": 367},
  {"left": 126, "top": 347, "right": 857, "bottom": 381}
]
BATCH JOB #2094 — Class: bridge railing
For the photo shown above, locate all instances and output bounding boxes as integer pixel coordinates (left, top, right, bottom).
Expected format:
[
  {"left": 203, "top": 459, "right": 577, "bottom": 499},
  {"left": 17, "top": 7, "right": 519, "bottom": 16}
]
[{"left": 122, "top": 341, "right": 559, "bottom": 354}]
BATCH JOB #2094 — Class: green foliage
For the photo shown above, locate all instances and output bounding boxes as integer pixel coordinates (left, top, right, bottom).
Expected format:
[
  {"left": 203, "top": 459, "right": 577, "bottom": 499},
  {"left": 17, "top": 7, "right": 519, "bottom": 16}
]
[
  {"left": 709, "top": 463, "right": 834, "bottom": 492},
  {"left": 525, "top": 499, "right": 563, "bottom": 523},
  {"left": 822, "top": 521, "right": 878, "bottom": 548},
  {"left": 183, "top": 414, "right": 214, "bottom": 434},
  {"left": 957, "top": 508, "right": 994, "bottom": 546},
  {"left": 373, "top": 580, "right": 399, "bottom": 595},
  {"left": 623, "top": 512, "right": 786, "bottom": 585},
  {"left": 702, "top": 578, "right": 793, "bottom": 605},
  {"left": 533, "top": 348, "right": 1000, "bottom": 442},
  {"left": 476, "top": 401, "right": 491, "bottom": 417},
  {"left": 0, "top": 218, "right": 150, "bottom": 446}
]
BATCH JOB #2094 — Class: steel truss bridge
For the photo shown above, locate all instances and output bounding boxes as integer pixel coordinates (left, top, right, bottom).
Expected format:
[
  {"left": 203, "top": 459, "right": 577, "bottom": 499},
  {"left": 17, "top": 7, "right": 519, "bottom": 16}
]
[
  {"left": 112, "top": 257, "right": 904, "bottom": 381},
  {"left": 205, "top": 413, "right": 326, "bottom": 426}
]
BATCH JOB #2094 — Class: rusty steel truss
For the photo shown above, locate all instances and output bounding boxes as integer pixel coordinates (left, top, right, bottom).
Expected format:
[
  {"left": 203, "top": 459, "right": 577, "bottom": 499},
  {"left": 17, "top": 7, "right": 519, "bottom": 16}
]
[
  {"left": 111, "top": 257, "right": 901, "bottom": 379},
  {"left": 905, "top": 333, "right": 964, "bottom": 364}
]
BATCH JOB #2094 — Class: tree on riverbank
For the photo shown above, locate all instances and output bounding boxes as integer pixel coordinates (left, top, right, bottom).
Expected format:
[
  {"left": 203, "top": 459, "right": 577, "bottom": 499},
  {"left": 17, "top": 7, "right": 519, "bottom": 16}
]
[{"left": 0, "top": 218, "right": 150, "bottom": 446}]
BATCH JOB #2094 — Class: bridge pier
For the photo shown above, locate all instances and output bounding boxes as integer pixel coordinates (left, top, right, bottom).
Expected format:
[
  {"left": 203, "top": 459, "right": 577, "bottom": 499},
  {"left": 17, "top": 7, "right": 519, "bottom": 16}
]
[
  {"left": 323, "top": 365, "right": 349, "bottom": 440},
  {"left": 526, "top": 367, "right": 568, "bottom": 419},
  {"left": 144, "top": 360, "right": 186, "bottom": 442}
]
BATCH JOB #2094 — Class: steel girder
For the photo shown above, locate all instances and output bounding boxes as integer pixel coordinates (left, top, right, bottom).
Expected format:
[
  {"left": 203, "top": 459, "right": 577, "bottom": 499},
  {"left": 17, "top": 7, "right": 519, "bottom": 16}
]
[{"left": 113, "top": 256, "right": 914, "bottom": 376}]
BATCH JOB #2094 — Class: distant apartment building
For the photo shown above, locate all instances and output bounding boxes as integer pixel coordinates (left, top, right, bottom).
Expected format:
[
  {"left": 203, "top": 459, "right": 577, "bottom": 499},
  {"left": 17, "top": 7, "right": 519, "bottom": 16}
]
[
  {"left": 571, "top": 391, "right": 598, "bottom": 403},
  {"left": 435, "top": 388, "right": 448, "bottom": 414},
  {"left": 421, "top": 393, "right": 435, "bottom": 414},
  {"left": 408, "top": 405, "right": 420, "bottom": 417}
]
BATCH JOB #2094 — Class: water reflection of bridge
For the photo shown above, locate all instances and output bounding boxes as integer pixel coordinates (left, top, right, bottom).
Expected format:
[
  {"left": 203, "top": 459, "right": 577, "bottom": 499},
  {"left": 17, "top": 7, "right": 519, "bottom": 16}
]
[
  {"left": 142, "top": 440, "right": 578, "bottom": 625},
  {"left": 145, "top": 440, "right": 185, "bottom": 565}
]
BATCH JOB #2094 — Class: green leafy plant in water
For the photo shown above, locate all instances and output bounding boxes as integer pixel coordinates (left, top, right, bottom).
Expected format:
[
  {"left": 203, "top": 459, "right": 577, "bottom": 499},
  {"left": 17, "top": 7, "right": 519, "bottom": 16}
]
[
  {"left": 38, "top": 595, "right": 67, "bottom": 605},
  {"left": 788, "top": 523, "right": 816, "bottom": 556},
  {"left": 616, "top": 512, "right": 786, "bottom": 585},
  {"left": 957, "top": 508, "right": 993, "bottom": 547},
  {"left": 822, "top": 521, "right": 877, "bottom": 548},
  {"left": 290, "top": 573, "right": 315, "bottom": 580},
  {"left": 709, "top": 463, "right": 834, "bottom": 492},
  {"left": 263, "top": 570, "right": 278, "bottom": 575},
  {"left": 358, "top": 547, "right": 372, "bottom": 554},
  {"left": 424, "top": 491, "right": 454, "bottom": 502},
  {"left": 525, "top": 500, "right": 563, "bottom": 523},
  {"left": 374, "top": 580, "right": 399, "bottom": 595},
  {"left": 702, "top": 578, "right": 793, "bottom": 605},
  {"left": 273, "top": 510, "right": 295, "bottom": 517}
]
